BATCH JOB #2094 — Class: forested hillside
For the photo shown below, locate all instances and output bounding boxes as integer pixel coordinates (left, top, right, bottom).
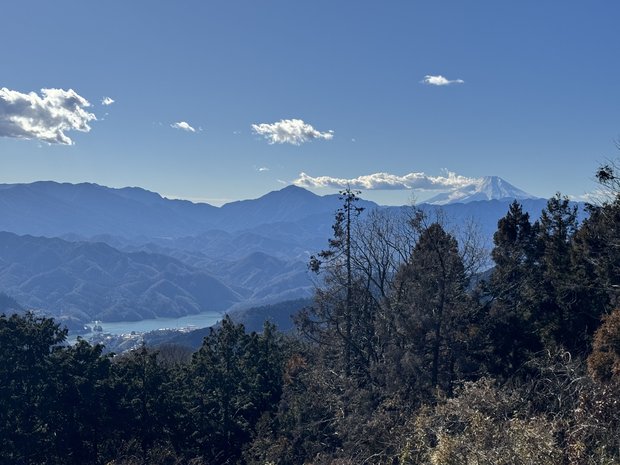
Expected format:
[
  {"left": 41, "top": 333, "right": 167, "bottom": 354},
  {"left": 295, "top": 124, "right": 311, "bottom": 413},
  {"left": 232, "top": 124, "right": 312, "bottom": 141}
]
[
  {"left": 0, "top": 232, "right": 241, "bottom": 326},
  {"left": 2, "top": 166, "right": 620, "bottom": 465}
]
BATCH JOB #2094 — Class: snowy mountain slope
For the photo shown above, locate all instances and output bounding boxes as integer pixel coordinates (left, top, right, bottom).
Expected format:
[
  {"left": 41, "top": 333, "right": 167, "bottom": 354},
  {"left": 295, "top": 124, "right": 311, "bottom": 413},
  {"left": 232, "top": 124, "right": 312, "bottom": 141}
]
[{"left": 425, "top": 176, "right": 538, "bottom": 205}]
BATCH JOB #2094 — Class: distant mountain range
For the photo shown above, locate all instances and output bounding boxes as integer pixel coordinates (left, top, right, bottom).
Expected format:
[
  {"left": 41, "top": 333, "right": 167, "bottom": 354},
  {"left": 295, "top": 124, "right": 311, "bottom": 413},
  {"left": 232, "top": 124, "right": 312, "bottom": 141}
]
[
  {"left": 0, "top": 178, "right": 579, "bottom": 329},
  {"left": 0, "top": 178, "right": 542, "bottom": 239},
  {"left": 0, "top": 182, "right": 371, "bottom": 238}
]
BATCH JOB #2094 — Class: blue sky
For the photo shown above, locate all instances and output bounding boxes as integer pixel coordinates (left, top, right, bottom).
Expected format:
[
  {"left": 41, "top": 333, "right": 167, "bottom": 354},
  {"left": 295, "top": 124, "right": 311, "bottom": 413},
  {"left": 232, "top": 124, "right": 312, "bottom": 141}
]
[{"left": 1, "top": 1, "right": 619, "bottom": 205}]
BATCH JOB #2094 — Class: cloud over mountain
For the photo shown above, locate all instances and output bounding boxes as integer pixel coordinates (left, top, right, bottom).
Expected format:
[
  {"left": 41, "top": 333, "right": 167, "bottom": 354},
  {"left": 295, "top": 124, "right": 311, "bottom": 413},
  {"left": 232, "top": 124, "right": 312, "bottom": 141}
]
[
  {"left": 425, "top": 175, "right": 536, "bottom": 205},
  {"left": 0, "top": 87, "right": 96, "bottom": 145},
  {"left": 294, "top": 171, "right": 477, "bottom": 190},
  {"left": 421, "top": 75, "right": 464, "bottom": 86},
  {"left": 252, "top": 118, "right": 334, "bottom": 145}
]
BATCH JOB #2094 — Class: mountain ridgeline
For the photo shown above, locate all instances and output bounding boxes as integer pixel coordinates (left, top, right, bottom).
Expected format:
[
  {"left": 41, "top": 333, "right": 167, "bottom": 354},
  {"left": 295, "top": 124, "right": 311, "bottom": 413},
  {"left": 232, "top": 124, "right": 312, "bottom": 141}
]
[
  {"left": 0, "top": 179, "right": 543, "bottom": 239},
  {"left": 0, "top": 179, "right": 572, "bottom": 327}
]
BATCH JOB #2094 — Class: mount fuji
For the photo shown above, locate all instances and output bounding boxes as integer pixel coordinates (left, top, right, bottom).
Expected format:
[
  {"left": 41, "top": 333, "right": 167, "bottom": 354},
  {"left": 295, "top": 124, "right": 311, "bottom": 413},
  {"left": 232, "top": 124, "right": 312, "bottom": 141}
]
[{"left": 425, "top": 176, "right": 538, "bottom": 205}]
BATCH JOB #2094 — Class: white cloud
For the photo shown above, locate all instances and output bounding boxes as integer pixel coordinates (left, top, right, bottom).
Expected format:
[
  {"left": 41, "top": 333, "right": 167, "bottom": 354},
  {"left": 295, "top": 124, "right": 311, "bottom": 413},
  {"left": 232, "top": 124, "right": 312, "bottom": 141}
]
[
  {"left": 251, "top": 118, "right": 334, "bottom": 145},
  {"left": 568, "top": 188, "right": 608, "bottom": 204},
  {"left": 421, "top": 75, "right": 465, "bottom": 86},
  {"left": 171, "top": 121, "right": 196, "bottom": 132},
  {"left": 258, "top": 167, "right": 270, "bottom": 172},
  {"left": 294, "top": 171, "right": 478, "bottom": 191},
  {"left": 0, "top": 87, "right": 96, "bottom": 145},
  {"left": 101, "top": 96, "right": 115, "bottom": 106}
]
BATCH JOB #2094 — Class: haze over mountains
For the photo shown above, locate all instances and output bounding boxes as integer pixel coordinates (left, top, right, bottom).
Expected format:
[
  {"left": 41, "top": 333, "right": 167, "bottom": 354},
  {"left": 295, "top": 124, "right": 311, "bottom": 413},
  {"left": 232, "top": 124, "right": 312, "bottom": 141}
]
[{"left": 0, "top": 178, "right": 564, "bottom": 330}]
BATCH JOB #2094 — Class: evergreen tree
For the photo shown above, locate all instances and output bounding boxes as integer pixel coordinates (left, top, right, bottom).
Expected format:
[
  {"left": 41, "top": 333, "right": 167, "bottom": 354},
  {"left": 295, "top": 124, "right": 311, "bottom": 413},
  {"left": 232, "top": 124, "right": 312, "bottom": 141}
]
[
  {"left": 47, "top": 339, "right": 112, "bottom": 465},
  {"left": 309, "top": 188, "right": 365, "bottom": 376},
  {"left": 392, "top": 222, "right": 473, "bottom": 397},
  {"left": 536, "top": 194, "right": 582, "bottom": 351},
  {"left": 109, "top": 344, "right": 179, "bottom": 462},
  {"left": 485, "top": 201, "right": 541, "bottom": 376},
  {"left": 573, "top": 199, "right": 620, "bottom": 307},
  {"left": 0, "top": 312, "right": 67, "bottom": 464},
  {"left": 186, "top": 317, "right": 285, "bottom": 464}
]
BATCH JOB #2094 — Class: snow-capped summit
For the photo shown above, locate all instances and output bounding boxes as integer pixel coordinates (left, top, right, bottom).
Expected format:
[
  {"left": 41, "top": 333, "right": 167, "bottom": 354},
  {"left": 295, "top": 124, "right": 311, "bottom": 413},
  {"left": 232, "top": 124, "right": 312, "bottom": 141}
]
[{"left": 425, "top": 176, "right": 537, "bottom": 205}]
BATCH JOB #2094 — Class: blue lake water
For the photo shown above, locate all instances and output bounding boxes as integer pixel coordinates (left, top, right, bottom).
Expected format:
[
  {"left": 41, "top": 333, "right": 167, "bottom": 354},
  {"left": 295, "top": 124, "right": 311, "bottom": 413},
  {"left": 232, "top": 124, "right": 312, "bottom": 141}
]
[{"left": 72, "top": 310, "right": 224, "bottom": 340}]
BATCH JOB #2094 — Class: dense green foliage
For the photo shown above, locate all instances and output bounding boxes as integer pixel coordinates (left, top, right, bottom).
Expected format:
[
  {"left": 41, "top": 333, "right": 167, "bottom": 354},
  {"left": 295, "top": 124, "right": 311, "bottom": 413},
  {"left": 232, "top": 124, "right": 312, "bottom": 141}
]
[
  {"left": 3, "top": 168, "right": 620, "bottom": 464},
  {"left": 0, "top": 314, "right": 287, "bottom": 465}
]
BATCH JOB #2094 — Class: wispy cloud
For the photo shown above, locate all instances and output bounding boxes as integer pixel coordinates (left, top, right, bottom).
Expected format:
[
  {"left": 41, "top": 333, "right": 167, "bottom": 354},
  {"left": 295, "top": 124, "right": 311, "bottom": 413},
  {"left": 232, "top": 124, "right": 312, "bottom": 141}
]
[
  {"left": 101, "top": 96, "right": 115, "bottom": 106},
  {"left": 294, "top": 171, "right": 478, "bottom": 191},
  {"left": 257, "top": 167, "right": 270, "bottom": 172},
  {"left": 568, "top": 188, "right": 608, "bottom": 204},
  {"left": 0, "top": 87, "right": 96, "bottom": 145},
  {"left": 171, "top": 121, "right": 196, "bottom": 132},
  {"left": 421, "top": 75, "right": 465, "bottom": 86},
  {"left": 252, "top": 118, "right": 334, "bottom": 145}
]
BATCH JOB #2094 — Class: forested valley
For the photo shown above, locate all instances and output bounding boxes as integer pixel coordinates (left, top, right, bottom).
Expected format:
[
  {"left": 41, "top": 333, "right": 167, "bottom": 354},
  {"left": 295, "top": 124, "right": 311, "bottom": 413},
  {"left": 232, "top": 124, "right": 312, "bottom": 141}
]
[{"left": 2, "top": 165, "right": 620, "bottom": 465}]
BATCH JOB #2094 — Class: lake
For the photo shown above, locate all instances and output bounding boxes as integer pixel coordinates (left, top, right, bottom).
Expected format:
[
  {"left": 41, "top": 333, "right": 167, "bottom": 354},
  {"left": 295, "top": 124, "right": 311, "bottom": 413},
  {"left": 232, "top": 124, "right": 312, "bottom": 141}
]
[{"left": 70, "top": 310, "right": 224, "bottom": 341}]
